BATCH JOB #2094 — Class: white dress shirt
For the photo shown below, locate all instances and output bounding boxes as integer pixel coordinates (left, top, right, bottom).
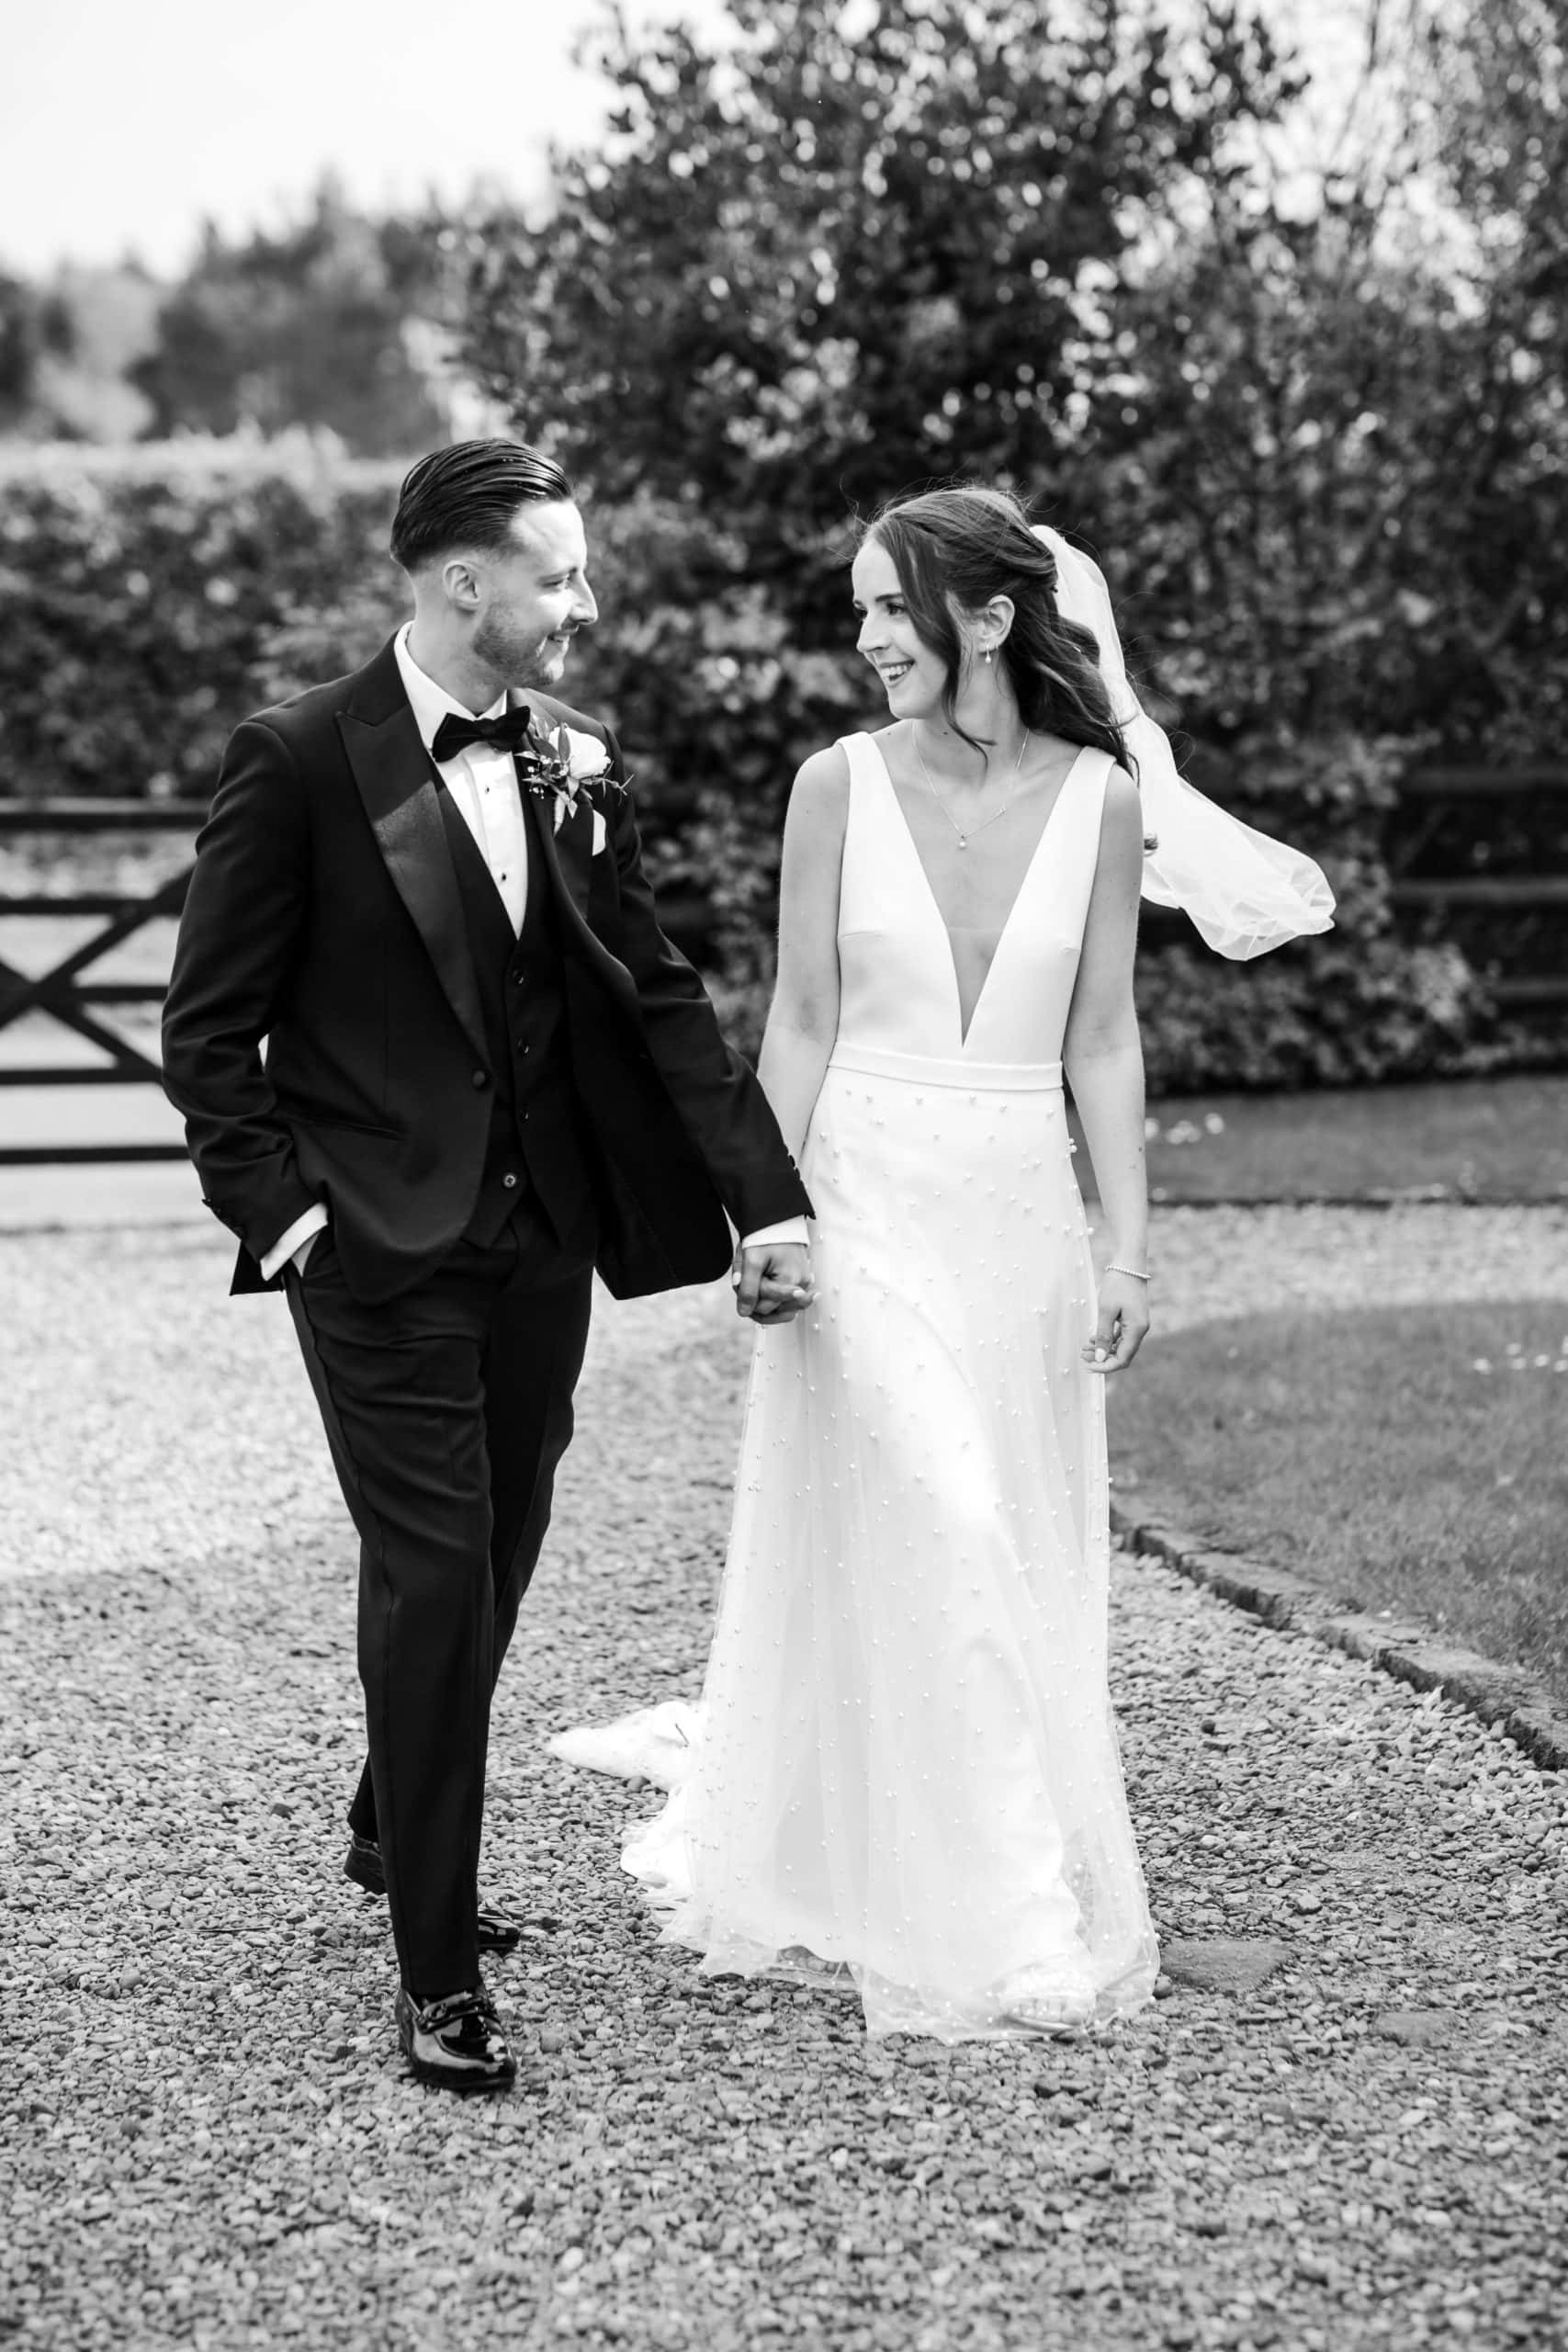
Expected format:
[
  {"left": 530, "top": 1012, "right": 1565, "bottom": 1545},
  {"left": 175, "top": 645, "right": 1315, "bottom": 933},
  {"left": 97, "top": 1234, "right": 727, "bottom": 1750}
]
[
  {"left": 260, "top": 632, "right": 807, "bottom": 1279},
  {"left": 392, "top": 625, "right": 531, "bottom": 934}
]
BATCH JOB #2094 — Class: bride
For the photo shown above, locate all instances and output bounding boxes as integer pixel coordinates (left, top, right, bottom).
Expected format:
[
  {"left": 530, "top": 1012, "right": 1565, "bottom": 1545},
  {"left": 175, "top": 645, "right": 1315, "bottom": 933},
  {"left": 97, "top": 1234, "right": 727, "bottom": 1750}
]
[{"left": 556, "top": 486, "right": 1333, "bottom": 2041}]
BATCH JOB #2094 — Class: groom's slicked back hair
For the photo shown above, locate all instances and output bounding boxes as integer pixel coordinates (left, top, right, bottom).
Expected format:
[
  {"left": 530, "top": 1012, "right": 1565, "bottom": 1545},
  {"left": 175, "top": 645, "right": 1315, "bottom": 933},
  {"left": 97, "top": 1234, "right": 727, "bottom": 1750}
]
[{"left": 390, "top": 439, "right": 573, "bottom": 574}]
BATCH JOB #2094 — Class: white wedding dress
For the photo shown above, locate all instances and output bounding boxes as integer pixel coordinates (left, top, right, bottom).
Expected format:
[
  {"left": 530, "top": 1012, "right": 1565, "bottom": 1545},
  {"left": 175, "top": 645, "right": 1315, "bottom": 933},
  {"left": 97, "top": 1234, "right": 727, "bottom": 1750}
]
[{"left": 555, "top": 730, "right": 1160, "bottom": 2041}]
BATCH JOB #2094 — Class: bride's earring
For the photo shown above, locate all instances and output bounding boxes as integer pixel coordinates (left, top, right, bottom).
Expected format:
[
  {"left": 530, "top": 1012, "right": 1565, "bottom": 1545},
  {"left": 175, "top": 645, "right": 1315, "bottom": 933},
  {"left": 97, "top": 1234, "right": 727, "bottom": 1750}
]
[{"left": 982, "top": 646, "right": 993, "bottom": 664}]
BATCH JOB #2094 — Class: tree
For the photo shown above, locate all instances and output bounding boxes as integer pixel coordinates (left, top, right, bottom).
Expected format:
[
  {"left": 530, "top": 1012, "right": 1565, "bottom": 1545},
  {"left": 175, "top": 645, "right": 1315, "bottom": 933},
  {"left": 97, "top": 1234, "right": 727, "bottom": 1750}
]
[
  {"left": 461, "top": 0, "right": 1299, "bottom": 584},
  {"left": 1069, "top": 0, "right": 1568, "bottom": 766},
  {"left": 132, "top": 181, "right": 461, "bottom": 456},
  {"left": 0, "top": 272, "right": 73, "bottom": 433}
]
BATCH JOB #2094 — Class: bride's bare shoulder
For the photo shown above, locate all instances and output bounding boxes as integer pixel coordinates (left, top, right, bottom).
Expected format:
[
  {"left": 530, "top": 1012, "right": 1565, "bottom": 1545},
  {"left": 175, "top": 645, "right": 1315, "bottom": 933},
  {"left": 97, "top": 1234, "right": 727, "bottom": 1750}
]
[
  {"left": 1103, "top": 762, "right": 1142, "bottom": 821},
  {"left": 1096, "top": 763, "right": 1146, "bottom": 880},
  {"left": 788, "top": 740, "right": 854, "bottom": 820}
]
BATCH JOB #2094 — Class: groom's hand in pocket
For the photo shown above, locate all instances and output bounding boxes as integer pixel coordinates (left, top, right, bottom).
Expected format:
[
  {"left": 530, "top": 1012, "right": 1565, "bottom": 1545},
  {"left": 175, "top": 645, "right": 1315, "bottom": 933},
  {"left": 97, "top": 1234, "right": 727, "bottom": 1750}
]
[{"left": 735, "top": 1242, "right": 815, "bottom": 1324}]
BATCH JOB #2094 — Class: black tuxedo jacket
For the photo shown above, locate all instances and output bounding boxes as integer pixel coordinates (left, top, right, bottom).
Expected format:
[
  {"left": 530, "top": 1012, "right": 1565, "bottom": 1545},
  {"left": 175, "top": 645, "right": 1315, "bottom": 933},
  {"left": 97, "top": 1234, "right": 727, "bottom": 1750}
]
[{"left": 162, "top": 637, "right": 811, "bottom": 1302}]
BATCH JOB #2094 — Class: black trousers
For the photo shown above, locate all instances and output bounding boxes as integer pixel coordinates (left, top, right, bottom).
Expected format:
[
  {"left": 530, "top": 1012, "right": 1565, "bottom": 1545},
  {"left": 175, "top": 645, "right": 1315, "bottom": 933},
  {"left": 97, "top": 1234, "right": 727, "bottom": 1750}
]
[{"left": 286, "top": 1208, "right": 594, "bottom": 1999}]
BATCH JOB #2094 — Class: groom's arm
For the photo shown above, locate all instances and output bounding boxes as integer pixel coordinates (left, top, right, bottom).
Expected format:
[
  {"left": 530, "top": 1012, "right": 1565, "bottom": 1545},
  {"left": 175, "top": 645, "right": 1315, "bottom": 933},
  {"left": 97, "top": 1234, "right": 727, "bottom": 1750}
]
[
  {"left": 162, "top": 718, "right": 321, "bottom": 1270},
  {"left": 595, "top": 731, "right": 813, "bottom": 1241}
]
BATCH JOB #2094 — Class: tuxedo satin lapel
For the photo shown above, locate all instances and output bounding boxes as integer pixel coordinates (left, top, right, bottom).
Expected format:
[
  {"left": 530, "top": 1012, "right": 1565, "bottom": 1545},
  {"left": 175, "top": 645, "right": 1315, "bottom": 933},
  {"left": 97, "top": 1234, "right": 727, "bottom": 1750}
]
[
  {"left": 526, "top": 779, "right": 594, "bottom": 923},
  {"left": 338, "top": 694, "right": 489, "bottom": 1068},
  {"left": 525, "top": 787, "right": 640, "bottom": 1023}
]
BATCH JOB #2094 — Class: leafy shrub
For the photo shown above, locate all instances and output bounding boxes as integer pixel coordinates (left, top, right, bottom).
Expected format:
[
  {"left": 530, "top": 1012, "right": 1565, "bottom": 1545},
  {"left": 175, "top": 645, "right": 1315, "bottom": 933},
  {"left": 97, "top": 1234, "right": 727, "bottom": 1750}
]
[
  {"left": 1137, "top": 934, "right": 1485, "bottom": 1095},
  {"left": 0, "top": 435, "right": 405, "bottom": 799}
]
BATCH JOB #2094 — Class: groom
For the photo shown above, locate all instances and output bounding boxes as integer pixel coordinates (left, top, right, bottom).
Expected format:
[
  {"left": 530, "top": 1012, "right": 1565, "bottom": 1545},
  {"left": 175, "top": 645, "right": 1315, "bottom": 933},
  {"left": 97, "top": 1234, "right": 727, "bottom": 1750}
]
[{"left": 163, "top": 438, "right": 813, "bottom": 2093}]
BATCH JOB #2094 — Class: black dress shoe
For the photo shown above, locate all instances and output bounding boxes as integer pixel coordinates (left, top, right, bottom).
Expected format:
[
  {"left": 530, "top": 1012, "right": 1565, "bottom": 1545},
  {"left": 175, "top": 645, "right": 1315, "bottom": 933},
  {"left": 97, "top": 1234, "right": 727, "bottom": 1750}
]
[
  {"left": 344, "top": 1836, "right": 525, "bottom": 1954},
  {"left": 396, "top": 1984, "right": 517, "bottom": 2094}
]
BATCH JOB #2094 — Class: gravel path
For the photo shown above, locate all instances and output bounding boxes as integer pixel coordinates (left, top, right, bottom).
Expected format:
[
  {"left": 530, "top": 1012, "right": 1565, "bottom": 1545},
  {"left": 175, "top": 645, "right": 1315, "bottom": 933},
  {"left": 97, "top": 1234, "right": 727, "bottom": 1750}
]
[{"left": 4, "top": 1212, "right": 1567, "bottom": 2351}]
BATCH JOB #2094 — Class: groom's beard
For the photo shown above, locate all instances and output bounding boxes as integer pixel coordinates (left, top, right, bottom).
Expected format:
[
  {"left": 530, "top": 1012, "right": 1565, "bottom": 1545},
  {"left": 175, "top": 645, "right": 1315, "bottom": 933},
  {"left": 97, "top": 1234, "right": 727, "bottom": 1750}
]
[{"left": 473, "top": 607, "right": 580, "bottom": 690}]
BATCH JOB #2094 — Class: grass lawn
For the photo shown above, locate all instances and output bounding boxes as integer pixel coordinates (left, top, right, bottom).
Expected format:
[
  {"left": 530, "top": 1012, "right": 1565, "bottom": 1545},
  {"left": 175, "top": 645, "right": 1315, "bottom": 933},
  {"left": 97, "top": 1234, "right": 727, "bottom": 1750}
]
[
  {"left": 1106, "top": 1298, "right": 1568, "bottom": 1709},
  {"left": 1071, "top": 1072, "right": 1568, "bottom": 1204}
]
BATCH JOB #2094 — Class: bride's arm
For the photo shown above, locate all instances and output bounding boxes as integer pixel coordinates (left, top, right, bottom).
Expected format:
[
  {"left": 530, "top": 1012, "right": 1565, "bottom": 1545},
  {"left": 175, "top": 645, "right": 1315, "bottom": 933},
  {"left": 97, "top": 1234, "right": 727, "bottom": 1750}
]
[
  {"left": 755, "top": 743, "right": 850, "bottom": 1159},
  {"left": 1062, "top": 764, "right": 1150, "bottom": 1374}
]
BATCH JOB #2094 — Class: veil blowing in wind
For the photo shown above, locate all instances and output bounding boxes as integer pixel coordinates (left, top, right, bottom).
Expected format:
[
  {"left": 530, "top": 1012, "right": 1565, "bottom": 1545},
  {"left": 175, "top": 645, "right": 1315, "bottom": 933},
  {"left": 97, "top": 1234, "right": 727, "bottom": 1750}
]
[{"left": 1038, "top": 525, "right": 1336, "bottom": 961}]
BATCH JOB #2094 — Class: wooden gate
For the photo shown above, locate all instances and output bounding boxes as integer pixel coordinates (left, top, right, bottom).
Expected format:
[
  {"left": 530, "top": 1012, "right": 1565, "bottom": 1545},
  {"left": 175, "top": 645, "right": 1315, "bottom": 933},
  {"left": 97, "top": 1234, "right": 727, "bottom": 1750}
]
[
  {"left": 0, "top": 800, "right": 197, "bottom": 1165},
  {"left": 1389, "top": 766, "right": 1568, "bottom": 1015}
]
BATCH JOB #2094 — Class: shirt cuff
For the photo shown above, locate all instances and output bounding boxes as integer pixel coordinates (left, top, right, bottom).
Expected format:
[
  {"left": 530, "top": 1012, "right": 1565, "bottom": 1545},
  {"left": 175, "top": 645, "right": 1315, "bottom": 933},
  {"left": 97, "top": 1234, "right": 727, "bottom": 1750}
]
[
  {"left": 258, "top": 1204, "right": 328, "bottom": 1283},
  {"left": 738, "top": 1217, "right": 810, "bottom": 1253}
]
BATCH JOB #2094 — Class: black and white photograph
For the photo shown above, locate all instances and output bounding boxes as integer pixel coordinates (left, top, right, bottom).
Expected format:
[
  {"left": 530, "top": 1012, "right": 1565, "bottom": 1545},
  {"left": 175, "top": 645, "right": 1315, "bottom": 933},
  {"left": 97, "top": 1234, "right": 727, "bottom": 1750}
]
[{"left": 2, "top": 0, "right": 1566, "bottom": 2345}]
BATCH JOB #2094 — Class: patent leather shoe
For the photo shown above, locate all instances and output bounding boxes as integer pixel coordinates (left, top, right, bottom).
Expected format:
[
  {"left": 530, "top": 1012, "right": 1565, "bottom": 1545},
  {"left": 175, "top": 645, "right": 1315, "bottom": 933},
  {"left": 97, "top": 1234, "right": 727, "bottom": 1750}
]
[
  {"left": 344, "top": 1835, "right": 524, "bottom": 1953},
  {"left": 395, "top": 1983, "right": 517, "bottom": 2094}
]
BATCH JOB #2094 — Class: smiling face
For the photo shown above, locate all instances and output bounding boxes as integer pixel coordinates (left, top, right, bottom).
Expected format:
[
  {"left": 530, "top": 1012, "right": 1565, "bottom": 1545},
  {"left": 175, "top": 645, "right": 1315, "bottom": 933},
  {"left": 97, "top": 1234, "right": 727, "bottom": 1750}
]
[
  {"left": 851, "top": 536, "right": 949, "bottom": 722},
  {"left": 466, "top": 499, "right": 598, "bottom": 688}
]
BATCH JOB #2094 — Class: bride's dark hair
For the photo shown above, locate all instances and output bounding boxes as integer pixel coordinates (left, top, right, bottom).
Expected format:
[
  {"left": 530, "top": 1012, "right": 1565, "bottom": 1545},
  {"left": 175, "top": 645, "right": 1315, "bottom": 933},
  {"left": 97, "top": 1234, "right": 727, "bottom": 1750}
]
[{"left": 864, "top": 485, "right": 1134, "bottom": 775}]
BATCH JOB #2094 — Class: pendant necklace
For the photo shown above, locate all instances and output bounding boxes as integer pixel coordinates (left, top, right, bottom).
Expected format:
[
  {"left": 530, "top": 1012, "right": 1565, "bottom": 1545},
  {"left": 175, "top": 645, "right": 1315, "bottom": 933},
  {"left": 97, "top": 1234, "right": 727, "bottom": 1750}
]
[{"left": 914, "top": 725, "right": 1031, "bottom": 849}]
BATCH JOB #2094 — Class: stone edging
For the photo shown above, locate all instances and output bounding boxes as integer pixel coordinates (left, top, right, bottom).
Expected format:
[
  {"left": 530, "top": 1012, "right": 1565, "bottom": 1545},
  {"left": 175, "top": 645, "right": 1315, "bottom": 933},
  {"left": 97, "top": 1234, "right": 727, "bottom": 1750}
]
[{"left": 1111, "top": 1503, "right": 1568, "bottom": 1772}]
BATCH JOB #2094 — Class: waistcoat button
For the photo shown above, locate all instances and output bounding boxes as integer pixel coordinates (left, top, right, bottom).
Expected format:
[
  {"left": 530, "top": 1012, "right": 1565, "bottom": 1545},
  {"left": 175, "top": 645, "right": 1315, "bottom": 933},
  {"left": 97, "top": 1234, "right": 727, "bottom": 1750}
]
[
  {"left": 471, "top": 1069, "right": 489, "bottom": 1090},
  {"left": 502, "top": 1172, "right": 519, "bottom": 1190}
]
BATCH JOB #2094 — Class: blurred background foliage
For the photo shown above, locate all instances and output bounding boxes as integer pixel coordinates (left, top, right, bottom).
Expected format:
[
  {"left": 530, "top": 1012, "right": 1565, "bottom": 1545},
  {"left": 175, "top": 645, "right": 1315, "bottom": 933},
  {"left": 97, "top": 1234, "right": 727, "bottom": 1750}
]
[
  {"left": 2, "top": 0, "right": 1564, "bottom": 1087},
  {"left": 0, "top": 440, "right": 406, "bottom": 798}
]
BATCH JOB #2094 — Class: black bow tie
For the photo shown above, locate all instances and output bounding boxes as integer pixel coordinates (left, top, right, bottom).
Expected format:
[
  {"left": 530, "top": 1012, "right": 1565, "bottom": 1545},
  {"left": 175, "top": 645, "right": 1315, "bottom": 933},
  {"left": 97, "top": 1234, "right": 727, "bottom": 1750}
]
[{"left": 430, "top": 707, "right": 533, "bottom": 765}]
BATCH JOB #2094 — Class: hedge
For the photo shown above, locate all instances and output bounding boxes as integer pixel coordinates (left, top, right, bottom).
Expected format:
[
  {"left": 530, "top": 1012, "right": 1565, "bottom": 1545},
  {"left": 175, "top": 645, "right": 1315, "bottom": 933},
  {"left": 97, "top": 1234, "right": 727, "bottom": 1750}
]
[
  {"left": 0, "top": 440, "right": 1513, "bottom": 1089},
  {"left": 0, "top": 436, "right": 407, "bottom": 799}
]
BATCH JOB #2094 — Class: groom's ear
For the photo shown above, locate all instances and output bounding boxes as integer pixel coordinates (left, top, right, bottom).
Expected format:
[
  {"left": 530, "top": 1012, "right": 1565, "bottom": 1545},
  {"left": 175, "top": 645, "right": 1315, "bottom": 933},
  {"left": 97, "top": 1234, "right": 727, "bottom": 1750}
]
[{"left": 439, "top": 555, "right": 483, "bottom": 614}]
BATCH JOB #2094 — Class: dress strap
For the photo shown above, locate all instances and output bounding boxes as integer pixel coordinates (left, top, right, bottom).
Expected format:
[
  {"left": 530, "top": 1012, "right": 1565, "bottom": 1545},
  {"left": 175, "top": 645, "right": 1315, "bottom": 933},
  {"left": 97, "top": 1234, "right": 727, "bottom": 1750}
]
[
  {"left": 1072, "top": 748, "right": 1113, "bottom": 852},
  {"left": 1085, "top": 746, "right": 1113, "bottom": 823},
  {"left": 831, "top": 734, "right": 888, "bottom": 940},
  {"left": 836, "top": 732, "right": 889, "bottom": 792},
  {"left": 1045, "top": 749, "right": 1114, "bottom": 944}
]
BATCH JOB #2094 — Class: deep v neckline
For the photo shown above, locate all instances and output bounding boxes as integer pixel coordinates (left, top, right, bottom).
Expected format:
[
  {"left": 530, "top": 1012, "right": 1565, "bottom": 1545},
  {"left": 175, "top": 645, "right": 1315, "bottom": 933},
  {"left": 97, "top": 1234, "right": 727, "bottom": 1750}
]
[{"left": 863, "top": 732, "right": 1089, "bottom": 1048}]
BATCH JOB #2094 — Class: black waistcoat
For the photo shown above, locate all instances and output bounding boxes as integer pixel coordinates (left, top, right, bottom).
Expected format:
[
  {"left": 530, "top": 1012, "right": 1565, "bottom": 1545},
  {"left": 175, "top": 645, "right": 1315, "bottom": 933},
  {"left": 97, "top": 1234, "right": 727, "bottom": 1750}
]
[{"left": 435, "top": 778, "right": 596, "bottom": 1250}]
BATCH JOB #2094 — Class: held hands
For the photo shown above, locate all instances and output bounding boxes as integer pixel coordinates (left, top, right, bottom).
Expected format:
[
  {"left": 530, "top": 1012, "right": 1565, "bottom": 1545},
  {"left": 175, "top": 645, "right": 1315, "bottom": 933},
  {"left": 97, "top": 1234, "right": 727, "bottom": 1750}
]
[
  {"left": 733, "top": 1241, "right": 816, "bottom": 1324},
  {"left": 1082, "top": 1268, "right": 1149, "bottom": 1375}
]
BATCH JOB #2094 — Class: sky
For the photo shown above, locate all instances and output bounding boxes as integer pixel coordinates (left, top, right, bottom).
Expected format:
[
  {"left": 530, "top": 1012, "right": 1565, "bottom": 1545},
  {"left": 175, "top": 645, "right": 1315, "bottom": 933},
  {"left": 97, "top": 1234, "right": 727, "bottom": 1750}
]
[
  {"left": 0, "top": 0, "right": 725, "bottom": 278},
  {"left": 2, "top": 0, "right": 1369, "bottom": 281}
]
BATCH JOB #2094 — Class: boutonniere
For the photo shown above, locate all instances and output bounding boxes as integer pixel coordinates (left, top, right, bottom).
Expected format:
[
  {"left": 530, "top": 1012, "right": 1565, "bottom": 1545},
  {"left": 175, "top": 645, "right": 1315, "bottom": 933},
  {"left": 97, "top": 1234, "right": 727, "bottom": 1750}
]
[{"left": 516, "top": 719, "right": 615, "bottom": 835}]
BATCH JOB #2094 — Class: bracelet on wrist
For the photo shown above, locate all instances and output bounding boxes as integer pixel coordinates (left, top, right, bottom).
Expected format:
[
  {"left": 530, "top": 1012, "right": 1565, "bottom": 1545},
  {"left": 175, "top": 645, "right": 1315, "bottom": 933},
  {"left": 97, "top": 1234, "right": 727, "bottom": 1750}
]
[{"left": 1105, "top": 1261, "right": 1149, "bottom": 1283}]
